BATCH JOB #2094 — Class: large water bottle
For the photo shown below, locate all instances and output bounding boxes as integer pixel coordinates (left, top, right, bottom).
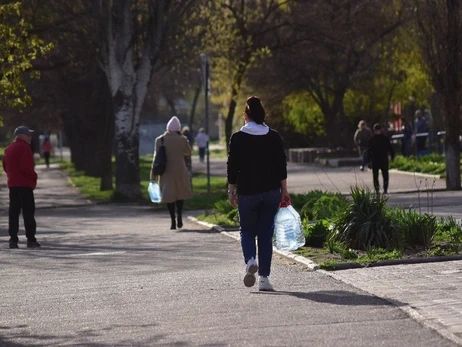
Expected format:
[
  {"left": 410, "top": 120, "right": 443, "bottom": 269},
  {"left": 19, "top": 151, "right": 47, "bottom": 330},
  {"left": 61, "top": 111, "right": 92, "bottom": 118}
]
[
  {"left": 148, "top": 181, "right": 162, "bottom": 203},
  {"left": 274, "top": 202, "right": 305, "bottom": 251}
]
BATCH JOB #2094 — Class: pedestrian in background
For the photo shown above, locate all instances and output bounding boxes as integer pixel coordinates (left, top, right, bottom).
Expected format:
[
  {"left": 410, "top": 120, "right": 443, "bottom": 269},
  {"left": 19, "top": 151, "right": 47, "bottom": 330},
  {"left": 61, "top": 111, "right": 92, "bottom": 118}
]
[
  {"left": 227, "top": 96, "right": 290, "bottom": 291},
  {"left": 353, "top": 120, "right": 373, "bottom": 171},
  {"left": 195, "top": 128, "right": 209, "bottom": 163},
  {"left": 182, "top": 126, "right": 194, "bottom": 147},
  {"left": 151, "top": 116, "right": 193, "bottom": 230},
  {"left": 2, "top": 126, "right": 41, "bottom": 249},
  {"left": 367, "top": 123, "right": 395, "bottom": 195},
  {"left": 401, "top": 117, "right": 412, "bottom": 157},
  {"left": 414, "top": 110, "right": 428, "bottom": 153},
  {"left": 41, "top": 137, "right": 53, "bottom": 168}
]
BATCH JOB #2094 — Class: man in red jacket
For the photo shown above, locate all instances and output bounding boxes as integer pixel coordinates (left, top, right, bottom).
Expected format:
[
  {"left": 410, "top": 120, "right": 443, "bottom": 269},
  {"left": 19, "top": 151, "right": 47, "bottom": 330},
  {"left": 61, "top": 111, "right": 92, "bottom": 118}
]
[{"left": 2, "top": 126, "right": 40, "bottom": 249}]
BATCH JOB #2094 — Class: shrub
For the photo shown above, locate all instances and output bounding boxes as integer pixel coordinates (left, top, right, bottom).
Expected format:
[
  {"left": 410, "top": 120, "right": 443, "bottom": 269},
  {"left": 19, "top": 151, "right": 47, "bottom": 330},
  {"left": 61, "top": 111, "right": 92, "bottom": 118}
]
[
  {"left": 388, "top": 208, "right": 437, "bottom": 249},
  {"left": 214, "top": 199, "right": 235, "bottom": 214},
  {"left": 436, "top": 216, "right": 462, "bottom": 253},
  {"left": 312, "top": 194, "right": 349, "bottom": 220},
  {"left": 329, "top": 186, "right": 401, "bottom": 250},
  {"left": 304, "top": 219, "right": 331, "bottom": 247},
  {"left": 292, "top": 190, "right": 326, "bottom": 217}
]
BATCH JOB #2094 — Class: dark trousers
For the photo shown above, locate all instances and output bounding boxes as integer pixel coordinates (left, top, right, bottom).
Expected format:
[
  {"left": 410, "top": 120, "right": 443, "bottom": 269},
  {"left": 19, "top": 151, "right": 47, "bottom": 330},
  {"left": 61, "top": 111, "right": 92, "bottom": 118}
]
[
  {"left": 238, "top": 189, "right": 281, "bottom": 277},
  {"left": 43, "top": 152, "right": 50, "bottom": 167},
  {"left": 9, "top": 187, "right": 37, "bottom": 242},
  {"left": 199, "top": 147, "right": 206, "bottom": 162},
  {"left": 372, "top": 163, "right": 389, "bottom": 194}
]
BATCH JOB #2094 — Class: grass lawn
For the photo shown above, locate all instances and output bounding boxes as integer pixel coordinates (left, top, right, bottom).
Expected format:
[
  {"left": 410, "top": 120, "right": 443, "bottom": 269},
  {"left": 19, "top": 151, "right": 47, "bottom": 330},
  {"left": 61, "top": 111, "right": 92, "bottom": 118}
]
[{"left": 60, "top": 156, "right": 227, "bottom": 209}]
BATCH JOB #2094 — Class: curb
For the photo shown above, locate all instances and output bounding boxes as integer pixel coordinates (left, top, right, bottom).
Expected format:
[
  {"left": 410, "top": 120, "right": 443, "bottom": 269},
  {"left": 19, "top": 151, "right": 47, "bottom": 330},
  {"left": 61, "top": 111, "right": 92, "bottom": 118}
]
[
  {"left": 187, "top": 216, "right": 319, "bottom": 271},
  {"left": 389, "top": 169, "right": 442, "bottom": 180}
]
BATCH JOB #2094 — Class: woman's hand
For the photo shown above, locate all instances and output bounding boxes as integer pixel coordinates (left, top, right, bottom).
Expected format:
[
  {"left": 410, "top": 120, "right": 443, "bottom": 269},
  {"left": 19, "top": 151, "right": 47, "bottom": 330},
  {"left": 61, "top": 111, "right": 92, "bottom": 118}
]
[
  {"left": 228, "top": 184, "right": 237, "bottom": 207},
  {"left": 228, "top": 192, "right": 238, "bottom": 207},
  {"left": 150, "top": 173, "right": 158, "bottom": 181},
  {"left": 281, "top": 188, "right": 290, "bottom": 204}
]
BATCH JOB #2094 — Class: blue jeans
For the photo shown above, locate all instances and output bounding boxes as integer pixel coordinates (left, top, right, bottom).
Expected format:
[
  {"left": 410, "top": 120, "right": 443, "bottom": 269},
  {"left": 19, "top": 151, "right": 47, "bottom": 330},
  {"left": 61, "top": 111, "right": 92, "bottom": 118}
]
[{"left": 238, "top": 189, "right": 281, "bottom": 277}]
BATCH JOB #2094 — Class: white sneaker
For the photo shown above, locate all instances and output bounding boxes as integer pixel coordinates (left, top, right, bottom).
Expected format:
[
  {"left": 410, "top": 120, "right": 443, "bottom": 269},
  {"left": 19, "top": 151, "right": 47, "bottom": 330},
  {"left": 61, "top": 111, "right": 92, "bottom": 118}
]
[
  {"left": 243, "top": 258, "right": 258, "bottom": 287},
  {"left": 259, "top": 276, "right": 274, "bottom": 291}
]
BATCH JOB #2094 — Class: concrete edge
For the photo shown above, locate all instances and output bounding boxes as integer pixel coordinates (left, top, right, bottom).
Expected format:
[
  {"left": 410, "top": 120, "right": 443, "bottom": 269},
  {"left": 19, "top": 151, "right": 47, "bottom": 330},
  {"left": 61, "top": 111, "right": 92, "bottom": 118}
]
[
  {"left": 187, "top": 216, "right": 319, "bottom": 271},
  {"left": 389, "top": 169, "right": 442, "bottom": 180},
  {"left": 318, "top": 269, "right": 462, "bottom": 346}
]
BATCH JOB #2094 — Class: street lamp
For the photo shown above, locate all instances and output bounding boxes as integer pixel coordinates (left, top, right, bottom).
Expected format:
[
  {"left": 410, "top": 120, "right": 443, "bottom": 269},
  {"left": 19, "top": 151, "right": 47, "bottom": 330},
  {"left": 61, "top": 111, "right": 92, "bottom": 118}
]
[{"left": 200, "top": 54, "right": 210, "bottom": 194}]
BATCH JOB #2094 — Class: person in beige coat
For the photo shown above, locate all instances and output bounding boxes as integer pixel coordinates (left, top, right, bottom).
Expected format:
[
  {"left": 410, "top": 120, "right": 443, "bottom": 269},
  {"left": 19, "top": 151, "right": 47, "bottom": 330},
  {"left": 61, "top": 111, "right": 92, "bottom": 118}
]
[{"left": 151, "top": 116, "right": 193, "bottom": 229}]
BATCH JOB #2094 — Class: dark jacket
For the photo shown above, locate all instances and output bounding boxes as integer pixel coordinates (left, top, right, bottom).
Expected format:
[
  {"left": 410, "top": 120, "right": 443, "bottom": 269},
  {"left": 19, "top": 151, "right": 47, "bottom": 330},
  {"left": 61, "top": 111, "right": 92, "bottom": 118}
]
[
  {"left": 367, "top": 133, "right": 395, "bottom": 168},
  {"left": 227, "top": 129, "right": 287, "bottom": 195},
  {"left": 2, "top": 138, "right": 37, "bottom": 189}
]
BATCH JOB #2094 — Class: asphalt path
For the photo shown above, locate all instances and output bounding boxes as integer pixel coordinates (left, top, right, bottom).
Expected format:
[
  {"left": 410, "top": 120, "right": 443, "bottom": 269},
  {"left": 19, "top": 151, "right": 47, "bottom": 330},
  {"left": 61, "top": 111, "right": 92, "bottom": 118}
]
[{"left": 0, "top": 205, "right": 457, "bottom": 346}]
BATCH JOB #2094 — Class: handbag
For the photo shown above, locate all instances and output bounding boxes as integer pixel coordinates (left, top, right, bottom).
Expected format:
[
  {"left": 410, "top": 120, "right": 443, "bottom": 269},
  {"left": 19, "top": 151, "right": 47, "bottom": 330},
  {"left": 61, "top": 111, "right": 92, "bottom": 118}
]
[{"left": 152, "top": 136, "right": 167, "bottom": 176}]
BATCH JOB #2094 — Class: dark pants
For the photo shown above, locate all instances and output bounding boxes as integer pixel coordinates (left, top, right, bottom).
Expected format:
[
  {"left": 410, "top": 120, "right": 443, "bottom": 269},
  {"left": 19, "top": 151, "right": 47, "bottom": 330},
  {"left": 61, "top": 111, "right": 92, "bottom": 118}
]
[
  {"left": 238, "top": 189, "right": 281, "bottom": 277},
  {"left": 372, "top": 163, "right": 389, "bottom": 194},
  {"left": 9, "top": 187, "right": 37, "bottom": 242},
  {"left": 359, "top": 147, "right": 368, "bottom": 168},
  {"left": 199, "top": 147, "right": 206, "bottom": 162},
  {"left": 43, "top": 152, "right": 50, "bottom": 167}
]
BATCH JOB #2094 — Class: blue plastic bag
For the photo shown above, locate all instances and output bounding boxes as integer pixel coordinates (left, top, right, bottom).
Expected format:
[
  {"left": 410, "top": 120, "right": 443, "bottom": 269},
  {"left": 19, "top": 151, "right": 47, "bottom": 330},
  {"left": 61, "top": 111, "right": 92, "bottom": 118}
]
[
  {"left": 148, "top": 181, "right": 162, "bottom": 203},
  {"left": 274, "top": 202, "right": 305, "bottom": 251}
]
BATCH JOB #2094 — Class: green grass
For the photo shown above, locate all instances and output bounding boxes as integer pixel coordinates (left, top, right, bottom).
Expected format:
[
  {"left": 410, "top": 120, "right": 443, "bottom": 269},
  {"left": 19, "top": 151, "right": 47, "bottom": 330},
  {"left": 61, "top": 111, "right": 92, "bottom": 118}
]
[
  {"left": 60, "top": 156, "right": 227, "bottom": 209},
  {"left": 390, "top": 154, "right": 447, "bottom": 175}
]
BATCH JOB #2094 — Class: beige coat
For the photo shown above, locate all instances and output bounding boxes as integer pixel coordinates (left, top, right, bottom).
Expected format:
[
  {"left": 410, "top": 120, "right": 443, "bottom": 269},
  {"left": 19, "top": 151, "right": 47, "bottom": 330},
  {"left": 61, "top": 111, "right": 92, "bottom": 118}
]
[{"left": 152, "top": 132, "right": 193, "bottom": 203}]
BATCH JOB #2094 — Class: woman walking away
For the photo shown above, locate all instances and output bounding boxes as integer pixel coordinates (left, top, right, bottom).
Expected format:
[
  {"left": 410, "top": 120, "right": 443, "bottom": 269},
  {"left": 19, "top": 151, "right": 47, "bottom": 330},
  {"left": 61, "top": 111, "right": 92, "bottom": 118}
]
[
  {"left": 151, "top": 116, "right": 193, "bottom": 230},
  {"left": 227, "top": 96, "right": 290, "bottom": 291}
]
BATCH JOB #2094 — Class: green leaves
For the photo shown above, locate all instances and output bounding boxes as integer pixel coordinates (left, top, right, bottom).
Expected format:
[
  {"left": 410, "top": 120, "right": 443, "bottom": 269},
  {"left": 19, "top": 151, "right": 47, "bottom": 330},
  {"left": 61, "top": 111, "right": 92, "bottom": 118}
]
[{"left": 0, "top": 2, "right": 52, "bottom": 111}]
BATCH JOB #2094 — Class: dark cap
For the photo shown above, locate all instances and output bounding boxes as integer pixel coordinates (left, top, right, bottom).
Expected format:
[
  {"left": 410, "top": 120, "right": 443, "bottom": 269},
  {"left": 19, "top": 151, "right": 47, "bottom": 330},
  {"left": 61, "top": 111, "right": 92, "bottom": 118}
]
[{"left": 14, "top": 126, "right": 34, "bottom": 136}]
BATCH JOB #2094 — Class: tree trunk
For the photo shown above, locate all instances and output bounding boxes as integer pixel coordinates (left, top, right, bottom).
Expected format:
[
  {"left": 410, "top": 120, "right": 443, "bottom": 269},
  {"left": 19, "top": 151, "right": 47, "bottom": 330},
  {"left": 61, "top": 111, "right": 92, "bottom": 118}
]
[
  {"left": 225, "top": 91, "right": 238, "bottom": 151},
  {"left": 189, "top": 84, "right": 201, "bottom": 132},
  {"left": 444, "top": 96, "right": 461, "bottom": 190},
  {"left": 113, "top": 95, "right": 141, "bottom": 200}
]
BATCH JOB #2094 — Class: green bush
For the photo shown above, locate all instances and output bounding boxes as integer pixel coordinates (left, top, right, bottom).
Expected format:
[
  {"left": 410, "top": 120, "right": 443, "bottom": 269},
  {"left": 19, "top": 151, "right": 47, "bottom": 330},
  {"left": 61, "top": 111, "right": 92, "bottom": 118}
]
[
  {"left": 435, "top": 216, "right": 462, "bottom": 253},
  {"left": 312, "top": 194, "right": 349, "bottom": 220},
  {"left": 304, "top": 219, "right": 331, "bottom": 247},
  {"left": 329, "top": 186, "right": 401, "bottom": 250},
  {"left": 291, "top": 190, "right": 326, "bottom": 215},
  {"left": 388, "top": 208, "right": 437, "bottom": 249},
  {"left": 214, "top": 199, "right": 235, "bottom": 214}
]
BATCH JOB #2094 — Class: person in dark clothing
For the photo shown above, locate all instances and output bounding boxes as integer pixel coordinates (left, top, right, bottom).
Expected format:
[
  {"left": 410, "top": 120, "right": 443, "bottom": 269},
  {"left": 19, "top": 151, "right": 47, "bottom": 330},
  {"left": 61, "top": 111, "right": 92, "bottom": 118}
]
[
  {"left": 227, "top": 96, "right": 290, "bottom": 292},
  {"left": 367, "top": 123, "right": 395, "bottom": 194},
  {"left": 2, "top": 126, "right": 41, "bottom": 249}
]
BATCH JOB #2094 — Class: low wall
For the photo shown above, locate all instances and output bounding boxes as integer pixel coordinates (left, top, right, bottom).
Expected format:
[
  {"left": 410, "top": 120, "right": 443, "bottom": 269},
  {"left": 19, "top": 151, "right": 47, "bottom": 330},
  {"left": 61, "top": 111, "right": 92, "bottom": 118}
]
[{"left": 288, "top": 148, "right": 357, "bottom": 164}]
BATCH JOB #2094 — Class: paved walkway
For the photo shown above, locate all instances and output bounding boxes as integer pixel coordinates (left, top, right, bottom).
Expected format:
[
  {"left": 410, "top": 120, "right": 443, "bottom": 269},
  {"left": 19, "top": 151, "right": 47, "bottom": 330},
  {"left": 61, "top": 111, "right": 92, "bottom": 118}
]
[{"left": 1, "top": 160, "right": 462, "bottom": 345}]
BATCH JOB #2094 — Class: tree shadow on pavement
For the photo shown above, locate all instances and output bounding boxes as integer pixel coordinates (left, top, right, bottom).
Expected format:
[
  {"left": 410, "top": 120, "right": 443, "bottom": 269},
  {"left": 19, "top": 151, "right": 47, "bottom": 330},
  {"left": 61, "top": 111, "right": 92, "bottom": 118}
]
[{"left": 252, "top": 290, "right": 403, "bottom": 307}]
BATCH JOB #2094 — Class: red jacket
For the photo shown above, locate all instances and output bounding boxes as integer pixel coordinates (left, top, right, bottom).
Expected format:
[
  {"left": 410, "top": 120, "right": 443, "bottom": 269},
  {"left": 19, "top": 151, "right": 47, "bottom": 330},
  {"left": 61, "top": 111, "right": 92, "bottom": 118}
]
[
  {"left": 41, "top": 140, "right": 52, "bottom": 153},
  {"left": 2, "top": 138, "right": 37, "bottom": 189}
]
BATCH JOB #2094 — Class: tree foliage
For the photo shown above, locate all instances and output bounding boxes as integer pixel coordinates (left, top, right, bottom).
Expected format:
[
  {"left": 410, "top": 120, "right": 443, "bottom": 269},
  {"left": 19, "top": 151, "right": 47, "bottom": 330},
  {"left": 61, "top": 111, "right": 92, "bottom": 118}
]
[{"left": 0, "top": 1, "right": 52, "bottom": 114}]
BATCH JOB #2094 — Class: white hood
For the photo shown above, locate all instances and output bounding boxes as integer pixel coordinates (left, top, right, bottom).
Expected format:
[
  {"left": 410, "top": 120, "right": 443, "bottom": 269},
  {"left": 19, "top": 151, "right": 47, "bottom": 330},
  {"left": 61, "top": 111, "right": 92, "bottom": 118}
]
[{"left": 240, "top": 121, "right": 269, "bottom": 136}]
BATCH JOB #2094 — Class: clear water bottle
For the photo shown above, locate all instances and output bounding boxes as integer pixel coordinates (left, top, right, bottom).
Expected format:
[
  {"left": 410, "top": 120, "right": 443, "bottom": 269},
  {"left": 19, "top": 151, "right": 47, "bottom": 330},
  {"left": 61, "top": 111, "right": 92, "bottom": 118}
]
[
  {"left": 274, "top": 202, "right": 305, "bottom": 251},
  {"left": 148, "top": 181, "right": 162, "bottom": 203}
]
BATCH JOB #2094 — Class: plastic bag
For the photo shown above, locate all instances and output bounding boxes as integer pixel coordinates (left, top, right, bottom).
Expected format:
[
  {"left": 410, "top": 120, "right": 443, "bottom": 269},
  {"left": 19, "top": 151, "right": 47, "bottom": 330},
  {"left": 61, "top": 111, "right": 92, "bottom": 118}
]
[
  {"left": 148, "top": 181, "right": 162, "bottom": 203},
  {"left": 274, "top": 202, "right": 305, "bottom": 251}
]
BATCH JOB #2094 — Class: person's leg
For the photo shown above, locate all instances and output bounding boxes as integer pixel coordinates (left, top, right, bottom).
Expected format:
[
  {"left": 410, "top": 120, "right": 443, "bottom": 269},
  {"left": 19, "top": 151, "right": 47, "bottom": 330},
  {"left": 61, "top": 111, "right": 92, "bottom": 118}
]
[
  {"left": 256, "top": 189, "right": 281, "bottom": 278},
  {"left": 238, "top": 194, "right": 260, "bottom": 263},
  {"left": 175, "top": 200, "right": 184, "bottom": 228},
  {"left": 382, "top": 163, "right": 390, "bottom": 194},
  {"left": 199, "top": 148, "right": 205, "bottom": 162},
  {"left": 238, "top": 193, "right": 260, "bottom": 287},
  {"left": 372, "top": 167, "right": 380, "bottom": 193},
  {"left": 8, "top": 188, "right": 21, "bottom": 245},
  {"left": 44, "top": 152, "right": 50, "bottom": 168},
  {"left": 361, "top": 147, "right": 369, "bottom": 169},
  {"left": 21, "top": 188, "right": 37, "bottom": 244},
  {"left": 167, "top": 203, "right": 176, "bottom": 229}
]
